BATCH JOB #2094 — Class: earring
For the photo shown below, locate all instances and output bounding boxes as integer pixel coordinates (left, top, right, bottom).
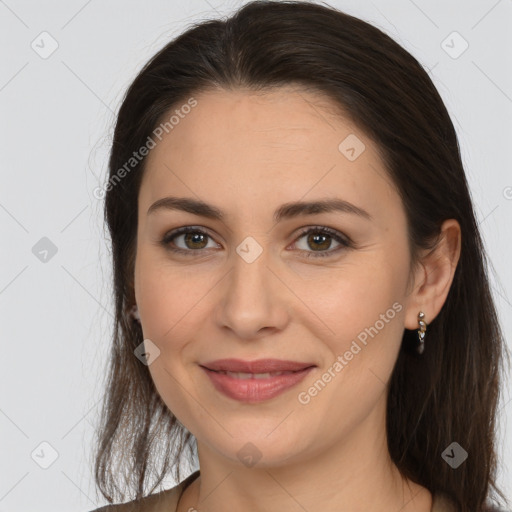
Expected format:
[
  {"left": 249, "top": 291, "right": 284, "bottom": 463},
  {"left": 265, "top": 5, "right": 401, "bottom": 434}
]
[
  {"left": 130, "top": 304, "right": 140, "bottom": 321},
  {"left": 417, "top": 311, "right": 426, "bottom": 354}
]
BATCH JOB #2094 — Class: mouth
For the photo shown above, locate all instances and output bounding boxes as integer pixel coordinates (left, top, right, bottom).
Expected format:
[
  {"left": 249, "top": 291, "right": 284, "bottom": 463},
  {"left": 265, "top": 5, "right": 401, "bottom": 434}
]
[{"left": 199, "top": 359, "right": 316, "bottom": 403}]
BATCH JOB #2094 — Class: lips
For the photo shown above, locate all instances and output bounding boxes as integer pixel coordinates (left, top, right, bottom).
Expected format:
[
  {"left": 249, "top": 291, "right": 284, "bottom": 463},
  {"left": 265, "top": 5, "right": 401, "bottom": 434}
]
[
  {"left": 200, "top": 358, "right": 316, "bottom": 374},
  {"left": 199, "top": 359, "right": 317, "bottom": 402},
  {"left": 200, "top": 363, "right": 316, "bottom": 403}
]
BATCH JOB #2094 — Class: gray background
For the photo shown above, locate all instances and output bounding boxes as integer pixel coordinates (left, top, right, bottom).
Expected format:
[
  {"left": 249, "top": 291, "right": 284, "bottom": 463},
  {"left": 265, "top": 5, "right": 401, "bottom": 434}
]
[{"left": 0, "top": 0, "right": 511, "bottom": 510}]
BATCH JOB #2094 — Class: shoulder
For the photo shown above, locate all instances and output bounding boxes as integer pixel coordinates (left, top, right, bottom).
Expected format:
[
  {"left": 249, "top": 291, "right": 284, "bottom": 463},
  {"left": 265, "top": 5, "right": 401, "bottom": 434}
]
[
  {"left": 89, "top": 470, "right": 200, "bottom": 512},
  {"left": 88, "top": 488, "right": 175, "bottom": 512}
]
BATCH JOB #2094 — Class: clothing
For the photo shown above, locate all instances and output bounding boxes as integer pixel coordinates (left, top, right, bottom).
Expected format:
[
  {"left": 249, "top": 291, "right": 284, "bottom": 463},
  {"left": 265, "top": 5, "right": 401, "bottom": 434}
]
[{"left": 89, "top": 470, "right": 502, "bottom": 512}]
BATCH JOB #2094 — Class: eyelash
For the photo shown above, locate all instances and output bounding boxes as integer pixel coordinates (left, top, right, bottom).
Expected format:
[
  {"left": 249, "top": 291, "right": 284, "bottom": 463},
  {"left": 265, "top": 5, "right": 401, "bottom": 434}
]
[{"left": 159, "top": 225, "right": 353, "bottom": 259}]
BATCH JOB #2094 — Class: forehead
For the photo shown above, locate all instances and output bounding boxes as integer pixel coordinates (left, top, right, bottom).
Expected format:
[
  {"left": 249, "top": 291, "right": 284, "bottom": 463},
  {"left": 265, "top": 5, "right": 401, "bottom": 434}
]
[
  {"left": 139, "top": 87, "right": 397, "bottom": 223},
  {"left": 151, "top": 86, "right": 354, "bottom": 156}
]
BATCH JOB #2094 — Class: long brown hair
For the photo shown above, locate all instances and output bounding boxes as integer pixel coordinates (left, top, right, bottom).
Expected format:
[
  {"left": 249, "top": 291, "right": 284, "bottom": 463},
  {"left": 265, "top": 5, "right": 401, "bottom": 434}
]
[{"left": 94, "top": 2, "right": 509, "bottom": 510}]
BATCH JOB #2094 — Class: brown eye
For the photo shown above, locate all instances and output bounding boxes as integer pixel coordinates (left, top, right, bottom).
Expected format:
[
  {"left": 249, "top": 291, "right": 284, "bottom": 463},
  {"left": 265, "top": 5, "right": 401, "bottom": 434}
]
[
  {"left": 306, "top": 232, "right": 333, "bottom": 251},
  {"left": 293, "top": 227, "right": 352, "bottom": 258},
  {"left": 181, "top": 231, "right": 209, "bottom": 250},
  {"left": 160, "top": 225, "right": 352, "bottom": 259},
  {"left": 161, "top": 227, "right": 218, "bottom": 254}
]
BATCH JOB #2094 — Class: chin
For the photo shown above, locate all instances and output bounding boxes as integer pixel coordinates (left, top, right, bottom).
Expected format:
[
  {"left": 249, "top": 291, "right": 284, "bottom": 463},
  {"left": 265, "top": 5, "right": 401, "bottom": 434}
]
[{"left": 206, "top": 430, "right": 311, "bottom": 468}]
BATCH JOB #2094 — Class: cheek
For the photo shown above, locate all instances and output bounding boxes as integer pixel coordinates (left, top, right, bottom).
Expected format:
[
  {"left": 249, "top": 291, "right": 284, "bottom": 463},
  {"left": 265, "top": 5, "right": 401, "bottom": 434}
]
[
  {"left": 294, "top": 266, "right": 405, "bottom": 439},
  {"left": 296, "top": 258, "right": 401, "bottom": 340},
  {"left": 295, "top": 257, "right": 407, "bottom": 405},
  {"left": 135, "top": 248, "right": 213, "bottom": 343},
  {"left": 134, "top": 251, "right": 209, "bottom": 427}
]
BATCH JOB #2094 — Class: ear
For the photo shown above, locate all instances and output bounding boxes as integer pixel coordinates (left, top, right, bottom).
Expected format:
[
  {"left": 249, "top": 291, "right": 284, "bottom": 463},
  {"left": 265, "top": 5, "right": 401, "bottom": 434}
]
[{"left": 403, "top": 219, "right": 461, "bottom": 330}]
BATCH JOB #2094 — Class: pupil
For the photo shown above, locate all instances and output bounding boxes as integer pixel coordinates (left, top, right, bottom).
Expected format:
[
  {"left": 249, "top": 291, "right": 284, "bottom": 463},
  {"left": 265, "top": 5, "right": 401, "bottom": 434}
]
[
  {"left": 186, "top": 232, "right": 207, "bottom": 249},
  {"left": 309, "top": 233, "right": 330, "bottom": 251}
]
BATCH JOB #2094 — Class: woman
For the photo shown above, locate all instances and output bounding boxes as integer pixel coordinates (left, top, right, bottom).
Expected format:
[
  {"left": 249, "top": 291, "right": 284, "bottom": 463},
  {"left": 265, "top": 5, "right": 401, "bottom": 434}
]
[{"left": 90, "top": 1, "right": 510, "bottom": 511}]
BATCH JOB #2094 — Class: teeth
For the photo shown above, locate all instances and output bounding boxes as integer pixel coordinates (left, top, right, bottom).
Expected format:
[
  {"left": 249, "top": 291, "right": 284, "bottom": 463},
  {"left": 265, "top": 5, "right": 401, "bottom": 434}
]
[{"left": 219, "top": 370, "right": 295, "bottom": 379}]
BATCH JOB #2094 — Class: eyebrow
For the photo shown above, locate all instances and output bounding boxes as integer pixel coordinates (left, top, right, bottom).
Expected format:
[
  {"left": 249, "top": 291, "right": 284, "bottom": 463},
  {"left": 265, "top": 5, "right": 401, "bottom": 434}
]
[{"left": 147, "top": 196, "right": 372, "bottom": 222}]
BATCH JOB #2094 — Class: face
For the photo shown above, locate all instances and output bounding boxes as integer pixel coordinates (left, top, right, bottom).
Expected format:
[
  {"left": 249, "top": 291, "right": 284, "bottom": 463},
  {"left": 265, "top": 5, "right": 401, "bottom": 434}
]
[{"left": 134, "top": 86, "right": 416, "bottom": 469}]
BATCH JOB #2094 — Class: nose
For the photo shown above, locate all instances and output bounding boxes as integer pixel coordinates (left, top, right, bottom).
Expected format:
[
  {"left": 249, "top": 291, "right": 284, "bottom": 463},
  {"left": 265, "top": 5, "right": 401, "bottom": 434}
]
[{"left": 213, "top": 243, "right": 290, "bottom": 340}]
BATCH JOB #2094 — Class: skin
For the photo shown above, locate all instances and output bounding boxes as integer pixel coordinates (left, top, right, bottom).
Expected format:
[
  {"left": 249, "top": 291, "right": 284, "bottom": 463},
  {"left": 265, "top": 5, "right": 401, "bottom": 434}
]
[{"left": 133, "top": 86, "right": 461, "bottom": 512}]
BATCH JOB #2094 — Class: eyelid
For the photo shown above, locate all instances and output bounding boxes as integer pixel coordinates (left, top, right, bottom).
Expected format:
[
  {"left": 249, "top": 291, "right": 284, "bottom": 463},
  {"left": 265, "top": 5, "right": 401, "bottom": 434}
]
[{"left": 160, "top": 224, "right": 353, "bottom": 258}]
